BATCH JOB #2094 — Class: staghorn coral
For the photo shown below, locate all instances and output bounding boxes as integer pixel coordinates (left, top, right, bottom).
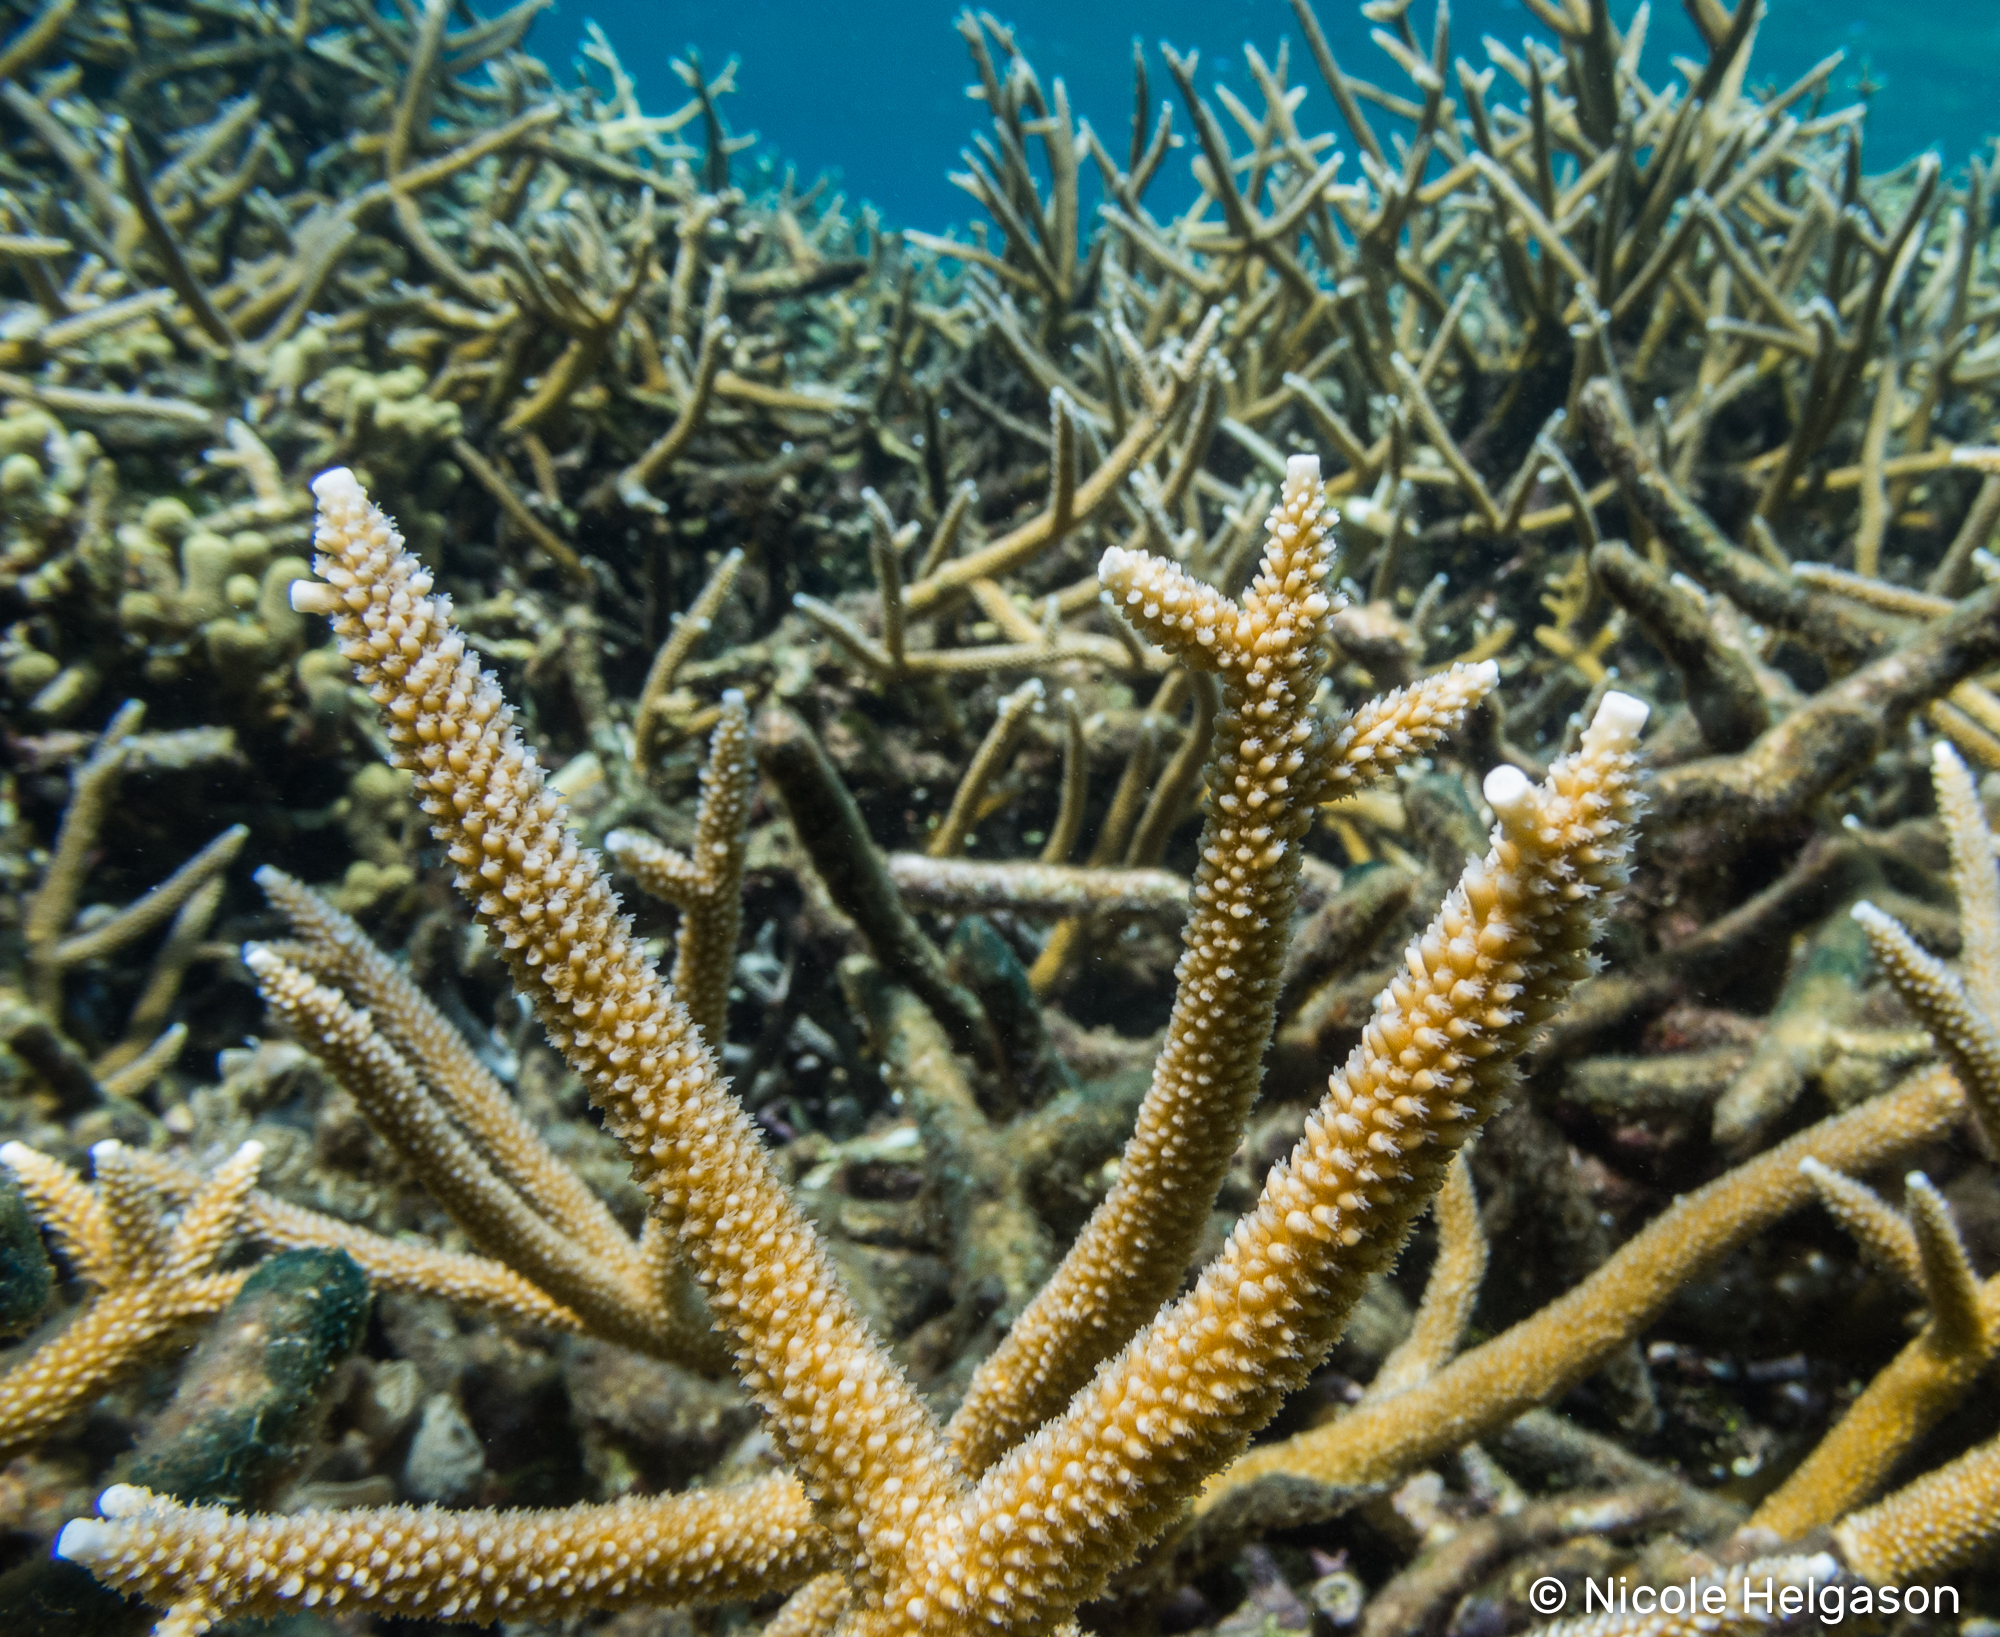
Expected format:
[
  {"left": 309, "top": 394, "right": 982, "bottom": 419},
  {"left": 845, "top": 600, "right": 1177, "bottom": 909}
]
[
  {"left": 112, "top": 1141, "right": 614, "bottom": 1337},
  {"left": 1745, "top": 1161, "right": 2000, "bottom": 1544},
  {"left": 1193, "top": 1065, "right": 1970, "bottom": 1539},
  {"left": 246, "top": 861, "right": 726, "bottom": 1368},
  {"left": 1731, "top": 742, "right": 2000, "bottom": 1543},
  {"left": 607, "top": 688, "right": 756, "bottom": 1052},
  {"left": 1835, "top": 1428, "right": 2000, "bottom": 1586},
  {"left": 0, "top": 1139, "right": 263, "bottom": 1459},
  {"left": 53, "top": 460, "right": 1648, "bottom": 1634},
  {"left": 946, "top": 459, "right": 1501, "bottom": 1477},
  {"left": 239, "top": 942, "right": 721, "bottom": 1366},
  {"left": 58, "top": 1474, "right": 830, "bottom": 1632}
]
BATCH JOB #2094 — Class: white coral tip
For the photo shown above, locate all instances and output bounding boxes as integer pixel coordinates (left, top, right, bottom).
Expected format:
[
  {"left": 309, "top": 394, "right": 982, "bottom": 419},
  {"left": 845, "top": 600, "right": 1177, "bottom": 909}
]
[
  {"left": 1933, "top": 739, "right": 1966, "bottom": 774},
  {"left": 1472, "top": 658, "right": 1500, "bottom": 688},
  {"left": 1483, "top": 764, "right": 1535, "bottom": 821},
  {"left": 56, "top": 1517, "right": 112, "bottom": 1561},
  {"left": 1589, "top": 690, "right": 1650, "bottom": 747},
  {"left": 98, "top": 1483, "right": 147, "bottom": 1518},
  {"left": 289, "top": 580, "right": 340, "bottom": 616},
  {"left": 1850, "top": 899, "right": 1891, "bottom": 930},
  {"left": 0, "top": 1142, "right": 28, "bottom": 1168},
  {"left": 310, "top": 467, "right": 362, "bottom": 505},
  {"left": 1285, "top": 453, "right": 1322, "bottom": 488}
]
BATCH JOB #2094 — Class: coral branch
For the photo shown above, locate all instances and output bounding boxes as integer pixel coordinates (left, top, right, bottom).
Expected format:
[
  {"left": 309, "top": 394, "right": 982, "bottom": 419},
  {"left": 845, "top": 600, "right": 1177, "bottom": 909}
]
[
  {"left": 59, "top": 1476, "right": 829, "bottom": 1637},
  {"left": 293, "top": 468, "right": 956, "bottom": 1594},
  {"left": 929, "top": 692, "right": 1649, "bottom": 1630},
  {"left": 1200, "top": 1066, "right": 1967, "bottom": 1528}
]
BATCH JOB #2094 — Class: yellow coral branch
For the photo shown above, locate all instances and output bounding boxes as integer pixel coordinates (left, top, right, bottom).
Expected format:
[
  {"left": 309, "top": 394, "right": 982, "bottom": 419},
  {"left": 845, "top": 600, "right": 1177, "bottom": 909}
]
[
  {"left": 257, "top": 866, "right": 638, "bottom": 1264},
  {"left": 949, "top": 457, "right": 1353, "bottom": 1474},
  {"left": 243, "top": 944, "right": 715, "bottom": 1366},
  {"left": 0, "top": 1142, "right": 264, "bottom": 1459},
  {"left": 1835, "top": 1429, "right": 2000, "bottom": 1583},
  {"left": 1369, "top": 1152, "right": 1486, "bottom": 1400}
]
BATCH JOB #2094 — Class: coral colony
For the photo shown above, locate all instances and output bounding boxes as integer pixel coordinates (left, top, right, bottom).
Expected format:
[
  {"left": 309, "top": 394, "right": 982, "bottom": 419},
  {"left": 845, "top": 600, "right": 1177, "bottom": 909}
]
[{"left": 0, "top": 0, "right": 1995, "bottom": 1634}]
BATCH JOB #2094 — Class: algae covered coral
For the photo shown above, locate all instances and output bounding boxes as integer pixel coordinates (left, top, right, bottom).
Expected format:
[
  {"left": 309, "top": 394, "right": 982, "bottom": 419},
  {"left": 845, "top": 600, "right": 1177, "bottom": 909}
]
[{"left": 1, "top": 0, "right": 2000, "bottom": 1632}]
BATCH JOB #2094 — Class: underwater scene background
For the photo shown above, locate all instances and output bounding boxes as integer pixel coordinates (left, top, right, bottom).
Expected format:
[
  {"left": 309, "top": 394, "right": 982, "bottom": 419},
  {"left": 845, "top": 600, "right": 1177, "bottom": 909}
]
[
  {"left": 534, "top": 0, "right": 2000, "bottom": 226},
  {"left": 1, "top": 0, "right": 2000, "bottom": 1632}
]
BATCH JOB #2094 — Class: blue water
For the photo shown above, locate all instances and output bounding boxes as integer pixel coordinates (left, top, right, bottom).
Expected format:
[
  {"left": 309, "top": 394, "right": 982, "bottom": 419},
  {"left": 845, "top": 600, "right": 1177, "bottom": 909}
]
[{"left": 529, "top": 1, "right": 1999, "bottom": 233}]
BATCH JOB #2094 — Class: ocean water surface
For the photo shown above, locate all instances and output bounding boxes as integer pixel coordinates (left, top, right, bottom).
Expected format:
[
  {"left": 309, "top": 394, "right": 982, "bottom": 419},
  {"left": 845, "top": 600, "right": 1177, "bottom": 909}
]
[{"left": 530, "top": 0, "right": 2000, "bottom": 231}]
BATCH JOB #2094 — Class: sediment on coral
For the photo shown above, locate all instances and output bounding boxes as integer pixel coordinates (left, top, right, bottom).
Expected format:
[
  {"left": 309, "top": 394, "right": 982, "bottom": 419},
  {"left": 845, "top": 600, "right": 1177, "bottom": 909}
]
[{"left": 1, "top": 0, "right": 2000, "bottom": 1631}]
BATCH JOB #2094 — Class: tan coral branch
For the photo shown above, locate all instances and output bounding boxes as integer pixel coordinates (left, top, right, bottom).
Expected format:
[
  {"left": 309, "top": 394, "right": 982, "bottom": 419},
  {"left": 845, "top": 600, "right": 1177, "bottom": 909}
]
[
  {"left": 289, "top": 468, "right": 956, "bottom": 1596},
  {"left": 1201, "top": 1066, "right": 1968, "bottom": 1516},
  {"left": 606, "top": 691, "right": 754, "bottom": 1050},
  {"left": 915, "top": 692, "right": 1649, "bottom": 1634},
  {"left": 59, "top": 1475, "right": 829, "bottom": 1637}
]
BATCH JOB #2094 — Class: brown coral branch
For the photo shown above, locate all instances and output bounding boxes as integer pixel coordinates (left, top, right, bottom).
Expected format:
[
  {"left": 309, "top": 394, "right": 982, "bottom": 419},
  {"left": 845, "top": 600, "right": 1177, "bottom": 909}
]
[
  {"left": 1592, "top": 540, "right": 1769, "bottom": 753},
  {"left": 632, "top": 546, "right": 745, "bottom": 766},
  {"left": 930, "top": 677, "right": 1043, "bottom": 858},
  {"left": 758, "top": 704, "right": 996, "bottom": 1062},
  {"left": 1578, "top": 378, "right": 1891, "bottom": 670},
  {"left": 117, "top": 133, "right": 237, "bottom": 351},
  {"left": 616, "top": 305, "right": 731, "bottom": 502},
  {"left": 1649, "top": 581, "right": 2000, "bottom": 828},
  {"left": 449, "top": 437, "right": 589, "bottom": 584}
]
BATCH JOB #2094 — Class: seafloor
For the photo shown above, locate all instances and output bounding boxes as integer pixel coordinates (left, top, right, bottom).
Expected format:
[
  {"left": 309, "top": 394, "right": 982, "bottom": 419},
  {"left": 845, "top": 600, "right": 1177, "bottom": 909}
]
[{"left": 0, "top": 0, "right": 1997, "bottom": 1633}]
